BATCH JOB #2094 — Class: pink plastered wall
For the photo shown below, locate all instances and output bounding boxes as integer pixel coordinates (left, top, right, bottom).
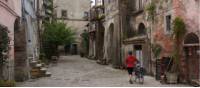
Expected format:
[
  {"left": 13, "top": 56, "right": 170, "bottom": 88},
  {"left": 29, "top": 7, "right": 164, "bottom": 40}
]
[
  {"left": 173, "top": 0, "right": 199, "bottom": 34},
  {"left": 0, "top": 0, "right": 21, "bottom": 60}
]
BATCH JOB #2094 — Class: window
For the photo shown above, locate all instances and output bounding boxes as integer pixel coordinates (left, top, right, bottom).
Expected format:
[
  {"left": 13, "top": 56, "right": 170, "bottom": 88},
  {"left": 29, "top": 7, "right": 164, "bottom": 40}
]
[
  {"left": 61, "top": 10, "right": 67, "bottom": 18},
  {"left": 84, "top": 12, "right": 88, "bottom": 17},
  {"left": 139, "top": 0, "right": 143, "bottom": 10},
  {"left": 166, "top": 15, "right": 171, "bottom": 33},
  {"left": 136, "top": 0, "right": 146, "bottom": 10},
  {"left": 83, "top": 11, "right": 89, "bottom": 20}
]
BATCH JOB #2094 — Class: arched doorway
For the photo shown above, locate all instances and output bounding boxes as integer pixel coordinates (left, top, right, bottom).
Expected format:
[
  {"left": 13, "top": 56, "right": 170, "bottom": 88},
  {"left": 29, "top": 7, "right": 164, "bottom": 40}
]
[
  {"left": 14, "top": 18, "right": 28, "bottom": 81},
  {"left": 108, "top": 23, "right": 114, "bottom": 64},
  {"left": 184, "top": 33, "right": 200, "bottom": 81},
  {"left": 135, "top": 23, "right": 146, "bottom": 67}
]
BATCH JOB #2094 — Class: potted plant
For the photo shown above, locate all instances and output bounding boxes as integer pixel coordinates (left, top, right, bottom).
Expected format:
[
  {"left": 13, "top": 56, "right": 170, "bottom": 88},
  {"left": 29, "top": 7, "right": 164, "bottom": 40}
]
[
  {"left": 166, "top": 17, "right": 187, "bottom": 84},
  {"left": 152, "top": 43, "right": 162, "bottom": 80}
]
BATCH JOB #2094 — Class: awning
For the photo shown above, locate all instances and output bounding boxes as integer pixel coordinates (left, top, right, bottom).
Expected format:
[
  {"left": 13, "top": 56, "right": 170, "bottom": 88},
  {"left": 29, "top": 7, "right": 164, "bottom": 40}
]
[
  {"left": 89, "top": 29, "right": 96, "bottom": 33},
  {"left": 123, "top": 36, "right": 148, "bottom": 44}
]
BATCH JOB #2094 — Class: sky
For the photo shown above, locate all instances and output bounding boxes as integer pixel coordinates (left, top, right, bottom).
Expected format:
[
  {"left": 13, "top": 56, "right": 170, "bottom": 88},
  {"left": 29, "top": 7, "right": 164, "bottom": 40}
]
[{"left": 91, "top": 0, "right": 95, "bottom": 6}]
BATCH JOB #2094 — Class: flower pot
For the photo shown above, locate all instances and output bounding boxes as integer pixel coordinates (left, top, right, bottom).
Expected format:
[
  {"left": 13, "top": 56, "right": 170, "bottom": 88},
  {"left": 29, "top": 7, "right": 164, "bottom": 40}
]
[{"left": 166, "top": 72, "right": 178, "bottom": 84}]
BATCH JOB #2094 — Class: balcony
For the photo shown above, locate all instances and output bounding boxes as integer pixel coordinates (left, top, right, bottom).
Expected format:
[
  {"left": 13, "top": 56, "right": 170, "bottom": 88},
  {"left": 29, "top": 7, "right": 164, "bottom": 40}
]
[{"left": 90, "top": 5, "right": 105, "bottom": 21}]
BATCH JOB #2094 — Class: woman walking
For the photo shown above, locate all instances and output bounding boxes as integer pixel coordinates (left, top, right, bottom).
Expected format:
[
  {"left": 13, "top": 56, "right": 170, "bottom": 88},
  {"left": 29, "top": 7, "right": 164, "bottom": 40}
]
[{"left": 125, "top": 51, "right": 138, "bottom": 84}]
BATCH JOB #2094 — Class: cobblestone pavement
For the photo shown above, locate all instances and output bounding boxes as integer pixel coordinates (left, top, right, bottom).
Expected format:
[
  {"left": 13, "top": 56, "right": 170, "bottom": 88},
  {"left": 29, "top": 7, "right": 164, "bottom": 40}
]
[{"left": 17, "top": 56, "right": 190, "bottom": 87}]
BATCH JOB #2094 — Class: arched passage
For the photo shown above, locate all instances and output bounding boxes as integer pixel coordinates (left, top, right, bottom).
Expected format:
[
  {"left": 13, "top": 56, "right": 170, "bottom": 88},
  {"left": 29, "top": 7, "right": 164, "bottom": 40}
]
[
  {"left": 184, "top": 33, "right": 199, "bottom": 81},
  {"left": 14, "top": 18, "right": 28, "bottom": 81}
]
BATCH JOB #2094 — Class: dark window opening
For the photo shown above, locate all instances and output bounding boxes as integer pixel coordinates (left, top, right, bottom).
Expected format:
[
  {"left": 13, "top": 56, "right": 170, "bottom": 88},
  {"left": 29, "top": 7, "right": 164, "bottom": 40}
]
[
  {"left": 134, "top": 45, "right": 142, "bottom": 50},
  {"left": 166, "top": 15, "right": 171, "bottom": 33},
  {"left": 61, "top": 10, "right": 67, "bottom": 18}
]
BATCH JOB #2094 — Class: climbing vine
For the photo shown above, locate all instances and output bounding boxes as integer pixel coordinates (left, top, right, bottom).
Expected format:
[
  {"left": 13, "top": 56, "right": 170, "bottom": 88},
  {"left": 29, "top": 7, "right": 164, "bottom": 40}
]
[
  {"left": 146, "top": 1, "right": 156, "bottom": 21},
  {"left": 151, "top": 43, "right": 162, "bottom": 59},
  {"left": 0, "top": 28, "right": 10, "bottom": 64}
]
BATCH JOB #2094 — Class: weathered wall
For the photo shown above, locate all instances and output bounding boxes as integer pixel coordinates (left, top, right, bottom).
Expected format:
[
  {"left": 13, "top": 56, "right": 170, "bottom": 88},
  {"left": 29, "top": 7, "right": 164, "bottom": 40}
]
[
  {"left": 104, "top": 0, "right": 122, "bottom": 67},
  {"left": 148, "top": 0, "right": 172, "bottom": 58},
  {"left": 54, "top": 0, "right": 90, "bottom": 54},
  {"left": 151, "top": 0, "right": 200, "bottom": 80},
  {"left": 0, "top": 0, "right": 21, "bottom": 80}
]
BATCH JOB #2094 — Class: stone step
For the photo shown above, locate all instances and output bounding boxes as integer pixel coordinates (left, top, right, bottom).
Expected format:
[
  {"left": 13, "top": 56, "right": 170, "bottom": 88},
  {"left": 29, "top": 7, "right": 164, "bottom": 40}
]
[
  {"left": 45, "top": 72, "right": 51, "bottom": 77},
  {"left": 40, "top": 67, "right": 47, "bottom": 72},
  {"left": 41, "top": 63, "right": 45, "bottom": 67},
  {"left": 40, "top": 68, "right": 47, "bottom": 76},
  {"left": 30, "top": 60, "right": 38, "bottom": 67},
  {"left": 30, "top": 69, "right": 40, "bottom": 79},
  {"left": 191, "top": 80, "right": 200, "bottom": 87},
  {"left": 36, "top": 64, "right": 42, "bottom": 68}
]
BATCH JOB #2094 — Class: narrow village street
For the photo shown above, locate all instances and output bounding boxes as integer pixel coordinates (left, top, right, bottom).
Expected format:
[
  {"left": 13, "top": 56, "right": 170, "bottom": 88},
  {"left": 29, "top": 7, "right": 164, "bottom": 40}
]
[
  {"left": 0, "top": 0, "right": 199, "bottom": 87},
  {"left": 17, "top": 56, "right": 190, "bottom": 87}
]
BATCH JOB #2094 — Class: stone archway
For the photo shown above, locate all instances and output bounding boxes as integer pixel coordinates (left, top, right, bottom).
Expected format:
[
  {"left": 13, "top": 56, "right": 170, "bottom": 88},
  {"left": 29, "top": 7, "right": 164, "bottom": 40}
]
[
  {"left": 14, "top": 18, "right": 29, "bottom": 81},
  {"left": 184, "top": 33, "right": 200, "bottom": 81}
]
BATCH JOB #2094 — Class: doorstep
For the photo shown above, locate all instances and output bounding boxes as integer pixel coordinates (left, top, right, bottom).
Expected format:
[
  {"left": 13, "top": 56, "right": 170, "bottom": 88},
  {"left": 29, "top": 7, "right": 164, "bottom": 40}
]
[{"left": 190, "top": 79, "right": 200, "bottom": 87}]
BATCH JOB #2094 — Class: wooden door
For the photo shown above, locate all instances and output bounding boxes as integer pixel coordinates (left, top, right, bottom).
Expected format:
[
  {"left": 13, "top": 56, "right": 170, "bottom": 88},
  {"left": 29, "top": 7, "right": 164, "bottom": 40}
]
[{"left": 186, "top": 46, "right": 199, "bottom": 80}]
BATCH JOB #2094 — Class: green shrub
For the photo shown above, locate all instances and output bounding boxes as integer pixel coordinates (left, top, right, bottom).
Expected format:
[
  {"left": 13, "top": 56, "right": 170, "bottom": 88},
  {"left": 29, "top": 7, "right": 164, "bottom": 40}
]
[
  {"left": 42, "top": 21, "right": 75, "bottom": 60},
  {"left": 0, "top": 80, "right": 16, "bottom": 87}
]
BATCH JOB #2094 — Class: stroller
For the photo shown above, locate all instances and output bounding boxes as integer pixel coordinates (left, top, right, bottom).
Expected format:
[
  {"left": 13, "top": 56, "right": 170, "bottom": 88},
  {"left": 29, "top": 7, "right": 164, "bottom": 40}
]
[{"left": 134, "top": 62, "right": 145, "bottom": 84}]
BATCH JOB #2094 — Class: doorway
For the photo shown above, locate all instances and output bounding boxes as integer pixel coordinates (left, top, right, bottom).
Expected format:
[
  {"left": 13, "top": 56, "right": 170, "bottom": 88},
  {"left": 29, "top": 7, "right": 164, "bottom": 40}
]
[
  {"left": 71, "top": 44, "right": 78, "bottom": 55},
  {"left": 134, "top": 45, "right": 143, "bottom": 67},
  {"left": 184, "top": 33, "right": 199, "bottom": 81}
]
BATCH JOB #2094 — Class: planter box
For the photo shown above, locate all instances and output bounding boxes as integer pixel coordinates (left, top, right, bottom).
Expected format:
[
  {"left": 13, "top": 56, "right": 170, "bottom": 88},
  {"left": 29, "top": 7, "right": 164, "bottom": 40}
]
[{"left": 166, "top": 72, "right": 178, "bottom": 84}]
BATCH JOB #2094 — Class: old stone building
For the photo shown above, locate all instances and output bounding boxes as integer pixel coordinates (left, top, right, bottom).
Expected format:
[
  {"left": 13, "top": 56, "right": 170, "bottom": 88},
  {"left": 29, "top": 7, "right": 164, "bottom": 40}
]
[
  {"left": 146, "top": 0, "right": 200, "bottom": 84},
  {"left": 89, "top": 0, "right": 122, "bottom": 67},
  {"left": 102, "top": 0, "right": 123, "bottom": 68},
  {"left": 88, "top": 0, "right": 106, "bottom": 64},
  {"left": 122, "top": 0, "right": 152, "bottom": 74},
  {"left": 89, "top": 0, "right": 151, "bottom": 69},
  {"left": 53, "top": 0, "right": 90, "bottom": 55},
  {"left": 89, "top": 1, "right": 200, "bottom": 84},
  {"left": 0, "top": 0, "right": 21, "bottom": 80},
  {"left": 14, "top": 0, "right": 41, "bottom": 81}
]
